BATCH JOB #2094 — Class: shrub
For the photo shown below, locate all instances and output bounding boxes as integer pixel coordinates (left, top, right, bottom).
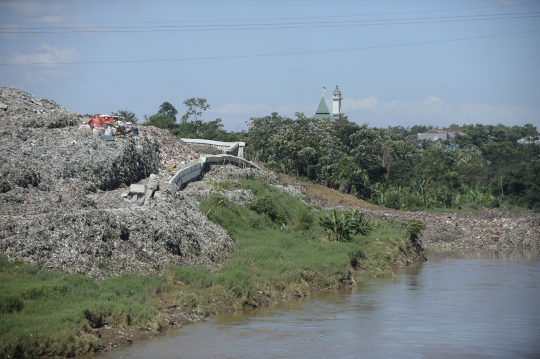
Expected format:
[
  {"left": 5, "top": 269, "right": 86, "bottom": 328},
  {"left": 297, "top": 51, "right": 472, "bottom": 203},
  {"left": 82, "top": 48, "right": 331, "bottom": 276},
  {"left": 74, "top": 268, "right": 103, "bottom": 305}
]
[
  {"left": 406, "top": 219, "right": 426, "bottom": 240},
  {"left": 249, "top": 195, "right": 287, "bottom": 225},
  {"left": 384, "top": 192, "right": 401, "bottom": 210}
]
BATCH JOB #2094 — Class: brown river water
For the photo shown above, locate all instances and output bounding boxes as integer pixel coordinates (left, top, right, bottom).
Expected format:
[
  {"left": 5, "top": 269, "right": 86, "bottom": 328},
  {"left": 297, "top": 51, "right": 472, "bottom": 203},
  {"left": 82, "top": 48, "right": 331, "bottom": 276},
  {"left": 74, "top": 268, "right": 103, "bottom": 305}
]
[{"left": 92, "top": 250, "right": 540, "bottom": 359}]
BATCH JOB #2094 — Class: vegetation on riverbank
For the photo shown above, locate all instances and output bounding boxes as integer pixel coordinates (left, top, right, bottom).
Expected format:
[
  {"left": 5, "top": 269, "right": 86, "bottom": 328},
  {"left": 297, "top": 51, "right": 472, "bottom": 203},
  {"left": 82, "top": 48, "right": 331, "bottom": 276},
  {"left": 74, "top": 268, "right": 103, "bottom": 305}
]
[{"left": 0, "top": 179, "right": 419, "bottom": 358}]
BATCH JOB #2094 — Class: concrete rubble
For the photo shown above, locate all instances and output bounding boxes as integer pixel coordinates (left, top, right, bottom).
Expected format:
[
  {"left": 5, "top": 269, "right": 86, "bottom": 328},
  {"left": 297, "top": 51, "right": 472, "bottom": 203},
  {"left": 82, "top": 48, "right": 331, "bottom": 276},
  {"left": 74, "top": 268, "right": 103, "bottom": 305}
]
[{"left": 0, "top": 87, "right": 234, "bottom": 279}]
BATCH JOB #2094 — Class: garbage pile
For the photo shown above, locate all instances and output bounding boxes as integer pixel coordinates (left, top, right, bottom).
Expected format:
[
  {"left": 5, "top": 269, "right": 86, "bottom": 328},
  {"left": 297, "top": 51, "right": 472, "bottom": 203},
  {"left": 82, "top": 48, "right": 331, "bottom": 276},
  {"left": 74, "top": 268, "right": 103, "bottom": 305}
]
[
  {"left": 80, "top": 113, "right": 141, "bottom": 141},
  {"left": 0, "top": 87, "right": 234, "bottom": 278},
  {"left": 0, "top": 87, "right": 79, "bottom": 129},
  {"left": 138, "top": 126, "right": 202, "bottom": 184}
]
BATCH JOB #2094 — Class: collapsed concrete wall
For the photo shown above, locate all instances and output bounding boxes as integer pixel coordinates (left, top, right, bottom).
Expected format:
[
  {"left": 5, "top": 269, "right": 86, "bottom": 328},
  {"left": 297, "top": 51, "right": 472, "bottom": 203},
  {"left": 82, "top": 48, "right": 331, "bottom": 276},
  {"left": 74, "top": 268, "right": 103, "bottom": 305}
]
[{"left": 169, "top": 154, "right": 260, "bottom": 189}]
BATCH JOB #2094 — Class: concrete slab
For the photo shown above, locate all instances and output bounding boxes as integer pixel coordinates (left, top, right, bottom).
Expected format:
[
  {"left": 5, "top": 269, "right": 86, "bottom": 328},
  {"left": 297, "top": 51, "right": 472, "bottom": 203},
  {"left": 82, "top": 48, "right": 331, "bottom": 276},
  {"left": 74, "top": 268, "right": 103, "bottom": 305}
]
[{"left": 129, "top": 184, "right": 147, "bottom": 194}]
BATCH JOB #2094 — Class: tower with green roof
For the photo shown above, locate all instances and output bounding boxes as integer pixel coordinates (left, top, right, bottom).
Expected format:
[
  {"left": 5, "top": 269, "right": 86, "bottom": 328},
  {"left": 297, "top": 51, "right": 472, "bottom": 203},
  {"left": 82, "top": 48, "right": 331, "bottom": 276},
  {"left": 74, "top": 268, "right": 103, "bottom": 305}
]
[
  {"left": 313, "top": 96, "right": 333, "bottom": 121},
  {"left": 332, "top": 85, "right": 342, "bottom": 120}
]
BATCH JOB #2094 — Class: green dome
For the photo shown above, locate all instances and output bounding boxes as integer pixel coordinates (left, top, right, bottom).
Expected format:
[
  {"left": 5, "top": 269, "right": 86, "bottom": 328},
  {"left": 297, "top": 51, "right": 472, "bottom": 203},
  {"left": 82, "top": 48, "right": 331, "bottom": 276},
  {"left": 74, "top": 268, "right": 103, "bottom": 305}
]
[{"left": 333, "top": 85, "right": 341, "bottom": 95}]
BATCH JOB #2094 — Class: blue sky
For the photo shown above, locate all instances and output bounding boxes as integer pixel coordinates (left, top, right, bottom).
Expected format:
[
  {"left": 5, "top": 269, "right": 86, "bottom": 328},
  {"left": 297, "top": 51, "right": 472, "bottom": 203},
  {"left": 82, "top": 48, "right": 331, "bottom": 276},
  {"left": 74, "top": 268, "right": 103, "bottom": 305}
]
[{"left": 1, "top": 0, "right": 539, "bottom": 131}]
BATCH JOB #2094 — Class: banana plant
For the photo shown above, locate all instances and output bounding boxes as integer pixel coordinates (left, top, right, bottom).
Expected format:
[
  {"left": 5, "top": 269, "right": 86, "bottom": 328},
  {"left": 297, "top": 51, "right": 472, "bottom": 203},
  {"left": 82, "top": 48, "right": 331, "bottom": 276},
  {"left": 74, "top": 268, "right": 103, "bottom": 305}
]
[
  {"left": 319, "top": 209, "right": 344, "bottom": 242},
  {"left": 319, "top": 209, "right": 373, "bottom": 242}
]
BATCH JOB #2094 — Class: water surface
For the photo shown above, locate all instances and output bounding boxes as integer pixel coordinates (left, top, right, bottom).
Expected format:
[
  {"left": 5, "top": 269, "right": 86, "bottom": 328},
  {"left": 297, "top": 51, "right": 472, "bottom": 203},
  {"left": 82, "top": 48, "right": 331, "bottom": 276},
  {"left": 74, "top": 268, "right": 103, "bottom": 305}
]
[{"left": 94, "top": 250, "right": 540, "bottom": 359}]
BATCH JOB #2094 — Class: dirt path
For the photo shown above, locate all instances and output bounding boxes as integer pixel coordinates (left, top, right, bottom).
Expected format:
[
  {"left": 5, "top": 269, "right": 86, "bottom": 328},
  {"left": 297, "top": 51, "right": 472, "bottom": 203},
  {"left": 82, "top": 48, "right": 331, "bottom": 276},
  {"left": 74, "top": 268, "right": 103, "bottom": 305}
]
[{"left": 276, "top": 173, "right": 378, "bottom": 209}]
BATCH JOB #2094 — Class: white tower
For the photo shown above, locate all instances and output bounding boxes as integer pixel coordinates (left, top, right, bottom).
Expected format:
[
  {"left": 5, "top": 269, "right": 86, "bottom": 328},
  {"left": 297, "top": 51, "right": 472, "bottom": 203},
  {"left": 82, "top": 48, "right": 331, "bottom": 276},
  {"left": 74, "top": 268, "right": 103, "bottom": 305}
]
[{"left": 332, "top": 85, "right": 342, "bottom": 120}]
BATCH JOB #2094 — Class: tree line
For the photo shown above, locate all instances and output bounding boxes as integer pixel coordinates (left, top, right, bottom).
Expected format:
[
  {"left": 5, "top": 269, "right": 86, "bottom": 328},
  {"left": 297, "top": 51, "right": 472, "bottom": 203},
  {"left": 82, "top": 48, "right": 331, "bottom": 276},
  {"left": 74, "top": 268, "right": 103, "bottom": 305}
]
[{"left": 246, "top": 113, "right": 540, "bottom": 211}]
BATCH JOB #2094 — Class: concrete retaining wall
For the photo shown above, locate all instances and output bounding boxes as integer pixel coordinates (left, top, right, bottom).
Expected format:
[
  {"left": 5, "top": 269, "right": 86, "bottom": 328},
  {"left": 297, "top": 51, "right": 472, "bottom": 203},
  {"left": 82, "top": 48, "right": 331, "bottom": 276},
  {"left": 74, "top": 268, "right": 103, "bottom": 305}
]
[
  {"left": 169, "top": 154, "right": 260, "bottom": 189},
  {"left": 180, "top": 139, "right": 245, "bottom": 158}
]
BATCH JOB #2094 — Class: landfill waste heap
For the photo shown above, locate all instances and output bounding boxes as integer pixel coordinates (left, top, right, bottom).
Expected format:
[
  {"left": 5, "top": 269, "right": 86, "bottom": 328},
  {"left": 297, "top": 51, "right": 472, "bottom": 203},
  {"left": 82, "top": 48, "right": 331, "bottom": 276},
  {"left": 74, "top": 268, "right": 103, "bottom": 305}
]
[{"left": 0, "top": 87, "right": 235, "bottom": 279}]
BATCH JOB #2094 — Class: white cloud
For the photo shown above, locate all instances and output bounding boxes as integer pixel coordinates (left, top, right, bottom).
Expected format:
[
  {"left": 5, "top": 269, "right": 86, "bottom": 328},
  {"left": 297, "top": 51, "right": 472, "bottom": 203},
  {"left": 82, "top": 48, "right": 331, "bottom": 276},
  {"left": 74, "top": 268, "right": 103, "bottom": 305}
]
[
  {"left": 342, "top": 96, "right": 378, "bottom": 111},
  {"left": 5, "top": 44, "right": 82, "bottom": 83},
  {"left": 341, "top": 96, "right": 540, "bottom": 127},
  {"left": 10, "top": 44, "right": 81, "bottom": 65},
  {"left": 213, "top": 103, "right": 272, "bottom": 115}
]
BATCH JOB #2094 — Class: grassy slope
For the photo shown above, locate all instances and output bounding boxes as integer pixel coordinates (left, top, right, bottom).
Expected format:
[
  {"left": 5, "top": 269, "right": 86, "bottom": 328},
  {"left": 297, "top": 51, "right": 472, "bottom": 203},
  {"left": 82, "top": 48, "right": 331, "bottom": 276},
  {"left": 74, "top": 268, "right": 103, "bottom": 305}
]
[{"left": 0, "top": 178, "right": 417, "bottom": 358}]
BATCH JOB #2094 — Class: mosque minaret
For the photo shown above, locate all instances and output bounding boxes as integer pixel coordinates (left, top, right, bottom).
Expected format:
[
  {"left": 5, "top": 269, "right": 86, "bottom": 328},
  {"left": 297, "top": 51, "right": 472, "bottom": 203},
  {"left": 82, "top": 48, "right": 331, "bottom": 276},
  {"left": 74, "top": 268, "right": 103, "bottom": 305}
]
[{"left": 332, "top": 85, "right": 342, "bottom": 120}]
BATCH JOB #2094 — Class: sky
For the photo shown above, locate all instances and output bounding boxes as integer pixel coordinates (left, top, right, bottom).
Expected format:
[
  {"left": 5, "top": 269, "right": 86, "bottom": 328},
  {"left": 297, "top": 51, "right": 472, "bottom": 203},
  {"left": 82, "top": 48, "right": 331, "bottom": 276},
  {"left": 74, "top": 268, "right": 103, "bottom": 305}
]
[{"left": 1, "top": 0, "right": 539, "bottom": 131}]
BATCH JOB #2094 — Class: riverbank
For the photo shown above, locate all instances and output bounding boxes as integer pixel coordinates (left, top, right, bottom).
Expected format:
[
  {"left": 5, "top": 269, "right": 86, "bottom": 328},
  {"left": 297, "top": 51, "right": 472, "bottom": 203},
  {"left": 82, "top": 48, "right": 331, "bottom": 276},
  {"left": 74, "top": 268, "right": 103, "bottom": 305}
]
[
  {"left": 0, "top": 174, "right": 424, "bottom": 358},
  {"left": 88, "top": 249, "right": 540, "bottom": 359},
  {"left": 3, "top": 167, "right": 538, "bottom": 358},
  {"left": 329, "top": 206, "right": 540, "bottom": 251},
  {"left": 275, "top": 173, "right": 540, "bottom": 251}
]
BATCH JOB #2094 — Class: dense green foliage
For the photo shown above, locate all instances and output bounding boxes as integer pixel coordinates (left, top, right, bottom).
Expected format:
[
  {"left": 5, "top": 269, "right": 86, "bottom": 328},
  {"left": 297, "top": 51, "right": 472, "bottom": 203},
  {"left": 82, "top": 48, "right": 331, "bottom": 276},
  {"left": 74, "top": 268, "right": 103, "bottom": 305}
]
[
  {"left": 196, "top": 179, "right": 414, "bottom": 300},
  {"left": 246, "top": 114, "right": 540, "bottom": 211},
  {"left": 406, "top": 220, "right": 427, "bottom": 240}
]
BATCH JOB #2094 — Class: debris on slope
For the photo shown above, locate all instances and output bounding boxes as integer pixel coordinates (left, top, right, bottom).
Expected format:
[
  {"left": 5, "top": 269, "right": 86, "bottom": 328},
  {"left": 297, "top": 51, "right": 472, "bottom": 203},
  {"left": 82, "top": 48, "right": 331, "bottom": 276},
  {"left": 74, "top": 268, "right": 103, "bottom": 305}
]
[
  {"left": 0, "top": 87, "right": 79, "bottom": 128},
  {"left": 0, "top": 87, "right": 233, "bottom": 279}
]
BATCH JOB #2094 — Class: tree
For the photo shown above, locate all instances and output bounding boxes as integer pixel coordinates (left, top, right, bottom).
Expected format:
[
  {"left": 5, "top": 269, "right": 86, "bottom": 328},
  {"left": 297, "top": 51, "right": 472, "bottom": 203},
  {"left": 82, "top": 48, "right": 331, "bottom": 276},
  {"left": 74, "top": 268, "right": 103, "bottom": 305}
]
[
  {"left": 181, "top": 98, "right": 210, "bottom": 124},
  {"left": 196, "top": 118, "right": 227, "bottom": 140},
  {"left": 337, "top": 156, "right": 365, "bottom": 193},
  {"left": 158, "top": 102, "right": 178, "bottom": 122},
  {"left": 144, "top": 114, "right": 176, "bottom": 129},
  {"left": 111, "top": 109, "right": 139, "bottom": 124}
]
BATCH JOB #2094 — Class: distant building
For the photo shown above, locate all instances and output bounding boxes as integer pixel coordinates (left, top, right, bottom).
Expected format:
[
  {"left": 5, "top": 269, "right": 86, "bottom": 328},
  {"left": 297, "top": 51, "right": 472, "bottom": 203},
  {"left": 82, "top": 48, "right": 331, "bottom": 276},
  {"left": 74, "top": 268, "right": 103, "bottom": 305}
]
[
  {"left": 332, "top": 86, "right": 342, "bottom": 120},
  {"left": 313, "top": 85, "right": 343, "bottom": 121},
  {"left": 418, "top": 129, "right": 464, "bottom": 143},
  {"left": 517, "top": 137, "right": 540, "bottom": 145}
]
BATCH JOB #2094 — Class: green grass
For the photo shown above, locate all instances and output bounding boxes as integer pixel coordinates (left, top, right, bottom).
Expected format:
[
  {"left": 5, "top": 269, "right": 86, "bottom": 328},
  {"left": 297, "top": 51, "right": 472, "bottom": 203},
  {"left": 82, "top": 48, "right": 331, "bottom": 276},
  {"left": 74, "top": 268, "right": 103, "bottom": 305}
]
[
  {"left": 0, "top": 178, "right": 418, "bottom": 358},
  {"left": 189, "top": 179, "right": 415, "bottom": 304},
  {"left": 0, "top": 260, "right": 169, "bottom": 358}
]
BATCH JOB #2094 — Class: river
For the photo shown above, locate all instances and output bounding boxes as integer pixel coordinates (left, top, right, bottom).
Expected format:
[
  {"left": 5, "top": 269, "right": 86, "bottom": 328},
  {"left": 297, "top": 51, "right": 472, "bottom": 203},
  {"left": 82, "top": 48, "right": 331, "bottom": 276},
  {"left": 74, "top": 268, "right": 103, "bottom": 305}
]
[{"left": 93, "top": 250, "right": 540, "bottom": 359}]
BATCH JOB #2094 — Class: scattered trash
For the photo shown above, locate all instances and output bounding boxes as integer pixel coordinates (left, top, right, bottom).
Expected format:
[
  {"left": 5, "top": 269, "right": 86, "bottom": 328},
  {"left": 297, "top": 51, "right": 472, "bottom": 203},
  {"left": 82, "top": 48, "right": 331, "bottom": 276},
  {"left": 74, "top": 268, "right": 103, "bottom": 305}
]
[{"left": 13, "top": 130, "right": 26, "bottom": 141}]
